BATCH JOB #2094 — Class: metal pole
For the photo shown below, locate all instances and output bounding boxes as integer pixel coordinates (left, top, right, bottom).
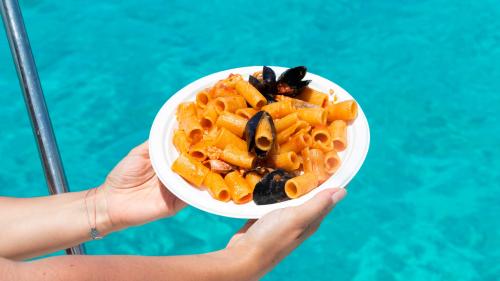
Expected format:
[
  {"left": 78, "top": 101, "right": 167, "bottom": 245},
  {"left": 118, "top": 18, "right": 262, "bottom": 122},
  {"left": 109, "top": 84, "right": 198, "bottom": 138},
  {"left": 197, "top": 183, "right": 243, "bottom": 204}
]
[{"left": 1, "top": 0, "right": 85, "bottom": 255}]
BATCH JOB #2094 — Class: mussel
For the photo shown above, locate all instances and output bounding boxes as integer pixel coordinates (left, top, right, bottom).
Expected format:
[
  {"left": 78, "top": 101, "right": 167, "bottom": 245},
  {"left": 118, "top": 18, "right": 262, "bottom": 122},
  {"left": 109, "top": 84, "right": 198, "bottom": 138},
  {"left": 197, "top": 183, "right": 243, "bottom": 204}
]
[
  {"left": 244, "top": 111, "right": 276, "bottom": 159},
  {"left": 249, "top": 66, "right": 311, "bottom": 102},
  {"left": 253, "top": 169, "right": 294, "bottom": 205}
]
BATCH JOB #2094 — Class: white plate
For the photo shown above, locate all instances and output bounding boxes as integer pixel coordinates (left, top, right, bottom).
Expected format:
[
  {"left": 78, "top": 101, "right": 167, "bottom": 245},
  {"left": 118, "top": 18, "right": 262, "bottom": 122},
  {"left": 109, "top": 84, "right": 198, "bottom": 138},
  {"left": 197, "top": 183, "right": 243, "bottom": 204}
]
[{"left": 149, "top": 66, "right": 370, "bottom": 219}]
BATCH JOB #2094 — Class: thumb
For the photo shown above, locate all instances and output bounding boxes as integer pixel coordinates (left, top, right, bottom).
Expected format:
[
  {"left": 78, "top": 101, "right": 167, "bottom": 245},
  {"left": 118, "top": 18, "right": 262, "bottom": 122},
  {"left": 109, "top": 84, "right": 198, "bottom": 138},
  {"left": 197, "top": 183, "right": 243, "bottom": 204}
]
[{"left": 293, "top": 188, "right": 346, "bottom": 228}]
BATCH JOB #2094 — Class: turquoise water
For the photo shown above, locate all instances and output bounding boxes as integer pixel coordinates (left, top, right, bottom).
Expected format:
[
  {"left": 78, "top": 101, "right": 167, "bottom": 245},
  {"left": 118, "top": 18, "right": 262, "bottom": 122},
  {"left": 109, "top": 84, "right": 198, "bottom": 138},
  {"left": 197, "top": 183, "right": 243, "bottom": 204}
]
[{"left": 1, "top": 0, "right": 499, "bottom": 279}]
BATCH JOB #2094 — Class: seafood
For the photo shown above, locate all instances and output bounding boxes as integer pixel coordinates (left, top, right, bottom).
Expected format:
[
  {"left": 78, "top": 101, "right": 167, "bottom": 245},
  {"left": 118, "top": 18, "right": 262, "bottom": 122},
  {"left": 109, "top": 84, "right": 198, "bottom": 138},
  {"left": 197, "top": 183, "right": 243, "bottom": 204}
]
[
  {"left": 253, "top": 169, "right": 294, "bottom": 205},
  {"left": 202, "top": 159, "right": 236, "bottom": 174},
  {"left": 249, "top": 66, "right": 311, "bottom": 101},
  {"left": 244, "top": 111, "right": 276, "bottom": 159}
]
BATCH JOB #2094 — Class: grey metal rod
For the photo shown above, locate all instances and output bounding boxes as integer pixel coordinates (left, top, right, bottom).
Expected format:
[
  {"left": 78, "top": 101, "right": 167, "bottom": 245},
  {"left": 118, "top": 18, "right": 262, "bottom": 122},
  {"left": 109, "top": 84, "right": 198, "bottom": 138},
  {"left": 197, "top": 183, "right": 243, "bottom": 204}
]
[{"left": 1, "top": 0, "right": 85, "bottom": 255}]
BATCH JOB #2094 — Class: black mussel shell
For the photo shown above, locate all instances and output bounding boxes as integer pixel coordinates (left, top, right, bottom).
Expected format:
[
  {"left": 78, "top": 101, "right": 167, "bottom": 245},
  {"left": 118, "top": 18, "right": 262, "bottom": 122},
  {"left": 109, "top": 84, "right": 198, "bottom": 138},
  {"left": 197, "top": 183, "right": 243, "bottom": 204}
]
[
  {"left": 277, "top": 66, "right": 307, "bottom": 85},
  {"left": 263, "top": 66, "right": 276, "bottom": 87},
  {"left": 244, "top": 111, "right": 276, "bottom": 159},
  {"left": 249, "top": 75, "right": 264, "bottom": 92},
  {"left": 276, "top": 66, "right": 311, "bottom": 97},
  {"left": 250, "top": 66, "right": 310, "bottom": 100},
  {"left": 249, "top": 73, "right": 275, "bottom": 102},
  {"left": 244, "top": 111, "right": 263, "bottom": 153},
  {"left": 253, "top": 169, "right": 294, "bottom": 205}
]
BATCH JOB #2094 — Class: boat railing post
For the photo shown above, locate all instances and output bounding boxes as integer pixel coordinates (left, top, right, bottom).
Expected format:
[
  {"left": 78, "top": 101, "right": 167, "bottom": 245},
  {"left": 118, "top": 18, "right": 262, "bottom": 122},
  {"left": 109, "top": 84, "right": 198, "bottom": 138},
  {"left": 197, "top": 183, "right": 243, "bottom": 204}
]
[{"left": 1, "top": 0, "right": 86, "bottom": 255}]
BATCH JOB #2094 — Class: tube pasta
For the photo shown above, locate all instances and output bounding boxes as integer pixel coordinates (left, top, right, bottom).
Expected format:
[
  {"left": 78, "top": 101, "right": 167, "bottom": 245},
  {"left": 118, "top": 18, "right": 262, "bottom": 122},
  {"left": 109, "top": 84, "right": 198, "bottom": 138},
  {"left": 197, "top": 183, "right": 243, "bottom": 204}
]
[
  {"left": 224, "top": 171, "right": 253, "bottom": 204},
  {"left": 271, "top": 151, "right": 301, "bottom": 171},
  {"left": 171, "top": 69, "right": 359, "bottom": 204},
  {"left": 214, "top": 96, "right": 247, "bottom": 114},
  {"left": 326, "top": 100, "right": 358, "bottom": 122},
  {"left": 203, "top": 172, "right": 231, "bottom": 202},
  {"left": 311, "top": 126, "right": 331, "bottom": 144},
  {"left": 297, "top": 87, "right": 329, "bottom": 108},
  {"left": 196, "top": 90, "right": 211, "bottom": 109},
  {"left": 308, "top": 149, "right": 330, "bottom": 183},
  {"left": 262, "top": 100, "right": 294, "bottom": 119},
  {"left": 301, "top": 148, "right": 313, "bottom": 174},
  {"left": 278, "top": 132, "right": 312, "bottom": 153},
  {"left": 245, "top": 172, "right": 262, "bottom": 191},
  {"left": 188, "top": 140, "right": 212, "bottom": 161},
  {"left": 221, "top": 144, "right": 255, "bottom": 169},
  {"left": 328, "top": 120, "right": 347, "bottom": 151},
  {"left": 173, "top": 130, "right": 190, "bottom": 154},
  {"left": 312, "top": 140, "right": 334, "bottom": 152},
  {"left": 216, "top": 112, "right": 247, "bottom": 138},
  {"left": 179, "top": 114, "right": 203, "bottom": 143},
  {"left": 171, "top": 154, "right": 210, "bottom": 187},
  {"left": 285, "top": 173, "right": 318, "bottom": 199},
  {"left": 277, "top": 125, "right": 296, "bottom": 144},
  {"left": 276, "top": 120, "right": 310, "bottom": 144},
  {"left": 274, "top": 112, "right": 298, "bottom": 133},
  {"left": 297, "top": 108, "right": 327, "bottom": 126},
  {"left": 235, "top": 80, "right": 267, "bottom": 109},
  {"left": 176, "top": 102, "right": 203, "bottom": 142},
  {"left": 235, "top": 107, "right": 258, "bottom": 120},
  {"left": 275, "top": 95, "right": 318, "bottom": 109},
  {"left": 255, "top": 116, "right": 274, "bottom": 151},
  {"left": 214, "top": 128, "right": 247, "bottom": 151},
  {"left": 176, "top": 102, "right": 197, "bottom": 121},
  {"left": 200, "top": 103, "right": 218, "bottom": 130},
  {"left": 324, "top": 150, "right": 341, "bottom": 174},
  {"left": 210, "top": 81, "right": 238, "bottom": 98}
]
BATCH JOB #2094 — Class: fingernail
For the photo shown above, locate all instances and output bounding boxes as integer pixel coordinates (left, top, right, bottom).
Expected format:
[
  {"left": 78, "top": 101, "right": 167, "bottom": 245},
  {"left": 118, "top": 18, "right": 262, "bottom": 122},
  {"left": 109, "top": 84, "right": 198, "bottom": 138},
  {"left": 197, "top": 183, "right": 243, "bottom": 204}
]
[{"left": 331, "top": 188, "right": 347, "bottom": 205}]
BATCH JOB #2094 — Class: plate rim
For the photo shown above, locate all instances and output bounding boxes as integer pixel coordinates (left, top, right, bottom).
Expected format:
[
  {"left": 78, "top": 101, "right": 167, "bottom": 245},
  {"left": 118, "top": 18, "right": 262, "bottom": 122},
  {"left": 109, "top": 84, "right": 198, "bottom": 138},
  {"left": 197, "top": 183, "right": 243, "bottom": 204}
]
[{"left": 149, "top": 66, "right": 370, "bottom": 219}]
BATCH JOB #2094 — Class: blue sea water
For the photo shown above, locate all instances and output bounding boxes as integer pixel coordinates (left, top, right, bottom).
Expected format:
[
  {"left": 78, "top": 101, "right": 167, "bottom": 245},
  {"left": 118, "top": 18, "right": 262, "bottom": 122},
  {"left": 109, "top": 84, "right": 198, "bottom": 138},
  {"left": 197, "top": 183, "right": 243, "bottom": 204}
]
[{"left": 1, "top": 0, "right": 499, "bottom": 280}]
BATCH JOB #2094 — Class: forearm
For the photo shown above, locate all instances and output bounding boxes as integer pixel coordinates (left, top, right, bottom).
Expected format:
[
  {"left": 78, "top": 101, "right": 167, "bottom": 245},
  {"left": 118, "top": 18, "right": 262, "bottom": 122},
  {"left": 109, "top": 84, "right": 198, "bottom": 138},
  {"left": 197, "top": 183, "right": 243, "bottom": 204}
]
[
  {"left": 4, "top": 247, "right": 264, "bottom": 281},
  {"left": 0, "top": 188, "right": 112, "bottom": 260}
]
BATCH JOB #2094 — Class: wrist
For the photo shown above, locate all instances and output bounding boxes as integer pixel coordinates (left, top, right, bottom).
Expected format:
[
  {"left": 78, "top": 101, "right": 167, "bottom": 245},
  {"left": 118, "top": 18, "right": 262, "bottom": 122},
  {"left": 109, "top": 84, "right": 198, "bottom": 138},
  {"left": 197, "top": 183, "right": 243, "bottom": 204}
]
[
  {"left": 224, "top": 240, "right": 267, "bottom": 281},
  {"left": 86, "top": 186, "right": 114, "bottom": 237}
]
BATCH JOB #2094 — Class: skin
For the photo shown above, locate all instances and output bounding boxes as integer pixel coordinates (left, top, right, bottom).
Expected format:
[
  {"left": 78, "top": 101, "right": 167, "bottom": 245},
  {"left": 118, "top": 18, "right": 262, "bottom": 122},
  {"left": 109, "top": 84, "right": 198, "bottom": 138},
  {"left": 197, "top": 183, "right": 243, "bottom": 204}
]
[{"left": 0, "top": 142, "right": 347, "bottom": 280}]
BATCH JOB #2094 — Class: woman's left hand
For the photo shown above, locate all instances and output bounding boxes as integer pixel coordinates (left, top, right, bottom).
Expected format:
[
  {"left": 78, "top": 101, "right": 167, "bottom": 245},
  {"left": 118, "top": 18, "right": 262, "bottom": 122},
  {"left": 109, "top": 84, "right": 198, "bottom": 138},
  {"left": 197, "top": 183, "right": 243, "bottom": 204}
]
[{"left": 103, "top": 141, "right": 186, "bottom": 231}]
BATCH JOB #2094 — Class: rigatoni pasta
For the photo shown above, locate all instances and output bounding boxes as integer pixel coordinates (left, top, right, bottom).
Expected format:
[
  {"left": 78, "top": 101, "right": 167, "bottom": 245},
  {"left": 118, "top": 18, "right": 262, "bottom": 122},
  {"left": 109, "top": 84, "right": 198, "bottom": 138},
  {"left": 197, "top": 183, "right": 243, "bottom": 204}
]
[
  {"left": 170, "top": 66, "right": 358, "bottom": 205},
  {"left": 216, "top": 112, "right": 247, "bottom": 138},
  {"left": 235, "top": 107, "right": 258, "bottom": 120},
  {"left": 171, "top": 154, "right": 210, "bottom": 187},
  {"left": 328, "top": 120, "right": 347, "bottom": 151},
  {"left": 235, "top": 80, "right": 267, "bottom": 109},
  {"left": 224, "top": 171, "right": 253, "bottom": 204},
  {"left": 326, "top": 100, "right": 358, "bottom": 122},
  {"left": 204, "top": 172, "right": 231, "bottom": 202}
]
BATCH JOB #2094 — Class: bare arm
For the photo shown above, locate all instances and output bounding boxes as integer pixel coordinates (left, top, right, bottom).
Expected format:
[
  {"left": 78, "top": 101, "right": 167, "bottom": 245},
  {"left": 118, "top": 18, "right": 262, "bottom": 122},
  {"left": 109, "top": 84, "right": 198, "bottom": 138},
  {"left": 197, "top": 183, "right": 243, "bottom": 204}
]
[
  {"left": 0, "top": 142, "right": 185, "bottom": 260},
  {"left": 1, "top": 247, "right": 260, "bottom": 281},
  {"left": 1, "top": 188, "right": 346, "bottom": 281},
  {"left": 0, "top": 190, "right": 111, "bottom": 260}
]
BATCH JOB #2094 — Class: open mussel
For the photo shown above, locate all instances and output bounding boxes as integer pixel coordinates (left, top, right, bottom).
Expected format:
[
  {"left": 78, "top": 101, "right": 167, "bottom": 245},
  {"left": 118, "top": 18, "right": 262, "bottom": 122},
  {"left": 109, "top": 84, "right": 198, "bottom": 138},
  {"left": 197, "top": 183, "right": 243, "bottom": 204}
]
[
  {"left": 276, "top": 66, "right": 311, "bottom": 96},
  {"left": 244, "top": 111, "right": 276, "bottom": 159},
  {"left": 249, "top": 66, "right": 311, "bottom": 101},
  {"left": 253, "top": 169, "right": 294, "bottom": 205}
]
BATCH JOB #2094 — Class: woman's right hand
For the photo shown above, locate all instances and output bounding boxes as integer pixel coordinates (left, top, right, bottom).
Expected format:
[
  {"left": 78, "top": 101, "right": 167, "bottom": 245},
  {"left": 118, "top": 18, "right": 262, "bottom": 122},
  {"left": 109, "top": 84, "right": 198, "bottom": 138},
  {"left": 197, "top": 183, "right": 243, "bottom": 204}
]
[{"left": 226, "top": 188, "right": 347, "bottom": 279}]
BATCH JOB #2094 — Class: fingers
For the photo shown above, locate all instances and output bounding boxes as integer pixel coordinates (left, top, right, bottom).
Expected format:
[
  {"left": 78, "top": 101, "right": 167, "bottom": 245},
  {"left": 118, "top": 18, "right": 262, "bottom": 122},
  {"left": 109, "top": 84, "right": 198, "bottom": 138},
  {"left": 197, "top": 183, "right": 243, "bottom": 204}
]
[
  {"left": 293, "top": 188, "right": 346, "bottom": 228},
  {"left": 128, "top": 141, "right": 150, "bottom": 157},
  {"left": 331, "top": 188, "right": 347, "bottom": 205}
]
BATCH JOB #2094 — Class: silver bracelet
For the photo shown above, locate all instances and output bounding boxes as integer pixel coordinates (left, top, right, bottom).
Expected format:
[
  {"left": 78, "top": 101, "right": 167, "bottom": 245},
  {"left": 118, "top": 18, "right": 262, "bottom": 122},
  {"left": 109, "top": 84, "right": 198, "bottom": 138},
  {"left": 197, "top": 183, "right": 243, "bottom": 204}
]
[{"left": 85, "top": 187, "right": 104, "bottom": 240}]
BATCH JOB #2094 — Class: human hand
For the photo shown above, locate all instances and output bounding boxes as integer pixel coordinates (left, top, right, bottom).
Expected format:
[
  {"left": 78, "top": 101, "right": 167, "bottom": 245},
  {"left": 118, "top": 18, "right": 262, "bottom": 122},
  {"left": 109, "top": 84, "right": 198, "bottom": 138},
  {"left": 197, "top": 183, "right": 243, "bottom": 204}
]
[
  {"left": 226, "top": 188, "right": 347, "bottom": 279},
  {"left": 102, "top": 141, "right": 186, "bottom": 231}
]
